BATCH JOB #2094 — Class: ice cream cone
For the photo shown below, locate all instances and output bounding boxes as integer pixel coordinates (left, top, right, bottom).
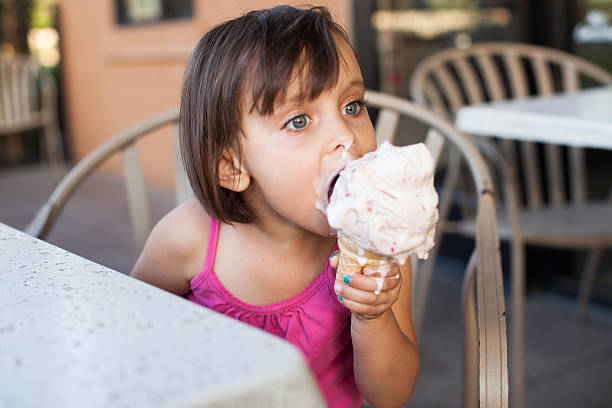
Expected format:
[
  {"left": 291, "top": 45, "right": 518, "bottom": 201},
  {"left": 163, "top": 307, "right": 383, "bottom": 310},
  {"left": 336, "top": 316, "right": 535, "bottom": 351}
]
[
  {"left": 324, "top": 142, "right": 439, "bottom": 266},
  {"left": 336, "top": 233, "right": 393, "bottom": 284}
]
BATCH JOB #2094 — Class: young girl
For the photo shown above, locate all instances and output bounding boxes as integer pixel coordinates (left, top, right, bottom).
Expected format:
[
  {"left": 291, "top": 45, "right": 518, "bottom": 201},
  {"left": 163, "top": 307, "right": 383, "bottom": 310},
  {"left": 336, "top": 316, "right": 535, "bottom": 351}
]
[{"left": 131, "top": 6, "right": 418, "bottom": 407}]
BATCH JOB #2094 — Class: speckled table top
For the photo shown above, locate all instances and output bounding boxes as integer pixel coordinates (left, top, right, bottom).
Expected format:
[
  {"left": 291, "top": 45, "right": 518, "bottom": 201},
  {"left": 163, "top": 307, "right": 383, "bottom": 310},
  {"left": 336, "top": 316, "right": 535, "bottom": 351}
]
[
  {"left": 0, "top": 223, "right": 324, "bottom": 408},
  {"left": 455, "top": 85, "right": 612, "bottom": 150}
]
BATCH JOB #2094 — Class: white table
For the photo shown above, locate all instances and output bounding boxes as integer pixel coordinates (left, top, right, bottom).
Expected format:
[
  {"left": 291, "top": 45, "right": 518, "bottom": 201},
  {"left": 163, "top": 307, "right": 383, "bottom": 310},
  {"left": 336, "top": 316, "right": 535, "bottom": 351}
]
[
  {"left": 455, "top": 85, "right": 612, "bottom": 408},
  {"left": 0, "top": 223, "right": 324, "bottom": 407},
  {"left": 455, "top": 85, "right": 612, "bottom": 149}
]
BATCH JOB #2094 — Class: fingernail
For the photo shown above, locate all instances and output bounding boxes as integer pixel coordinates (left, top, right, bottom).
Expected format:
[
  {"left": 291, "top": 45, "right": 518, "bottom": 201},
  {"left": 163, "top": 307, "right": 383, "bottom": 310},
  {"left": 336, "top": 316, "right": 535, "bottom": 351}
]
[
  {"left": 343, "top": 275, "right": 351, "bottom": 284},
  {"left": 338, "top": 295, "right": 344, "bottom": 301},
  {"left": 334, "top": 283, "right": 342, "bottom": 293}
]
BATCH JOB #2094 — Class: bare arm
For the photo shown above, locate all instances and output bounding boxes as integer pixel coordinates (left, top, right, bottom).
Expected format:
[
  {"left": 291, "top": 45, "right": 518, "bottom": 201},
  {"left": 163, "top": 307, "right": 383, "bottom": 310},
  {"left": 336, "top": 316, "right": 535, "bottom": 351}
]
[
  {"left": 130, "top": 199, "right": 208, "bottom": 296},
  {"left": 333, "top": 259, "right": 419, "bottom": 407}
]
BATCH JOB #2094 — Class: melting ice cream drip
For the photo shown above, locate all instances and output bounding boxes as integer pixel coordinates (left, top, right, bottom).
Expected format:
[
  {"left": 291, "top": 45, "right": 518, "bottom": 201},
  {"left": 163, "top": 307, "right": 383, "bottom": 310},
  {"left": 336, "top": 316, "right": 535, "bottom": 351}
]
[
  {"left": 341, "top": 139, "right": 354, "bottom": 158},
  {"left": 323, "top": 141, "right": 439, "bottom": 265}
]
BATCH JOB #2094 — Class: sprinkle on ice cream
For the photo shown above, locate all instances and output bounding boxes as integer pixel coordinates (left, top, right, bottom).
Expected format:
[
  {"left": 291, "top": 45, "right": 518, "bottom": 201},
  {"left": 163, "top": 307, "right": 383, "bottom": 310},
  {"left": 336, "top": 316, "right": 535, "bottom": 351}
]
[{"left": 323, "top": 141, "right": 439, "bottom": 265}]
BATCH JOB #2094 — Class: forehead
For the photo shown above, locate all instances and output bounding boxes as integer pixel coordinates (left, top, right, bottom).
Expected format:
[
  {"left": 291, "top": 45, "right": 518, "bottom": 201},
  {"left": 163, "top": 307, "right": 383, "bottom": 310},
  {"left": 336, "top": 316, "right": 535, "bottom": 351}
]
[
  {"left": 247, "top": 33, "right": 360, "bottom": 114},
  {"left": 285, "top": 41, "right": 361, "bottom": 98},
  {"left": 335, "top": 39, "right": 362, "bottom": 81}
]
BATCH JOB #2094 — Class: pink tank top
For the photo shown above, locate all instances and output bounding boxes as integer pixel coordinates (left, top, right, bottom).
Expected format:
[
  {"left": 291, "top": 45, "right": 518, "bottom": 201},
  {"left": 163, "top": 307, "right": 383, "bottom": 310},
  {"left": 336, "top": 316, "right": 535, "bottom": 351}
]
[{"left": 186, "top": 219, "right": 362, "bottom": 408}]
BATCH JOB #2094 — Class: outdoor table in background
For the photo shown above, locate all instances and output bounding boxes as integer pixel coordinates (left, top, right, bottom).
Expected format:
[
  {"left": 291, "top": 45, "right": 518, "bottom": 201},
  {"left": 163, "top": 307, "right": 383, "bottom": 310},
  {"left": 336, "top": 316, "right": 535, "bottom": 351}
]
[
  {"left": 0, "top": 222, "right": 324, "bottom": 408},
  {"left": 455, "top": 85, "right": 612, "bottom": 149},
  {"left": 454, "top": 84, "right": 612, "bottom": 408}
]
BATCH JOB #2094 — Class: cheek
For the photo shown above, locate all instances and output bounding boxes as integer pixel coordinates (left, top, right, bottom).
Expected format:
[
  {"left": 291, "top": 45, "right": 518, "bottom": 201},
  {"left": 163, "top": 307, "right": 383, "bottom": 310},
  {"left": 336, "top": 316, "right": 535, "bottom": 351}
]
[
  {"left": 358, "top": 120, "right": 377, "bottom": 152},
  {"left": 263, "top": 170, "right": 326, "bottom": 230},
  {"left": 364, "top": 133, "right": 377, "bottom": 152},
  {"left": 282, "top": 163, "right": 319, "bottom": 198},
  {"left": 260, "top": 158, "right": 318, "bottom": 200}
]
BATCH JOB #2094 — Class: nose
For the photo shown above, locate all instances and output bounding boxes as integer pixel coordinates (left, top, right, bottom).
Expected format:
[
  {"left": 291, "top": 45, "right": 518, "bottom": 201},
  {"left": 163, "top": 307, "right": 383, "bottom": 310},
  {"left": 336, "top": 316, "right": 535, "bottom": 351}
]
[{"left": 328, "top": 116, "right": 356, "bottom": 154}]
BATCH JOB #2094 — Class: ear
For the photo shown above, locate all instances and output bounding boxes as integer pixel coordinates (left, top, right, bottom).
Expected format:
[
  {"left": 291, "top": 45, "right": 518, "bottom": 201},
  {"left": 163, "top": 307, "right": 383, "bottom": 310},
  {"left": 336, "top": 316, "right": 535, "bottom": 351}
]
[{"left": 218, "top": 149, "right": 250, "bottom": 192}]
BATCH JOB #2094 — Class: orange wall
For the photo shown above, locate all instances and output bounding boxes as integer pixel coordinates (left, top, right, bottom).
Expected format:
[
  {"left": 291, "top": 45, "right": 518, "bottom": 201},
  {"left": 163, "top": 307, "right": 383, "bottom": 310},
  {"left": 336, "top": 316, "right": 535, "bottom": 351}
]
[{"left": 58, "top": 0, "right": 352, "bottom": 188}]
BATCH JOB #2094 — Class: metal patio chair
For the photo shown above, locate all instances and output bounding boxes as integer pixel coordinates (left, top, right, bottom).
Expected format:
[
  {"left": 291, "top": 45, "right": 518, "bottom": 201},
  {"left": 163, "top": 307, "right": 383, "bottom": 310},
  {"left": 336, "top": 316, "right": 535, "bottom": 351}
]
[
  {"left": 0, "top": 53, "right": 64, "bottom": 165},
  {"left": 367, "top": 90, "right": 507, "bottom": 407},
  {"left": 410, "top": 41, "right": 612, "bottom": 408},
  {"left": 25, "top": 108, "right": 190, "bottom": 252}
]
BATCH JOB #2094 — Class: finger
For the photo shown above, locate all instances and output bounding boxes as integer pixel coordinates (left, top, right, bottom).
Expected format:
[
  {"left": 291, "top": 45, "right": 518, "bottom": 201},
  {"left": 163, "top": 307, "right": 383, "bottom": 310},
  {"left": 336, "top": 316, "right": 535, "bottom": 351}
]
[
  {"left": 341, "top": 272, "right": 401, "bottom": 294},
  {"left": 338, "top": 296, "right": 390, "bottom": 318},
  {"left": 336, "top": 279, "right": 401, "bottom": 307},
  {"left": 363, "top": 263, "right": 400, "bottom": 279},
  {"left": 329, "top": 251, "right": 340, "bottom": 269}
]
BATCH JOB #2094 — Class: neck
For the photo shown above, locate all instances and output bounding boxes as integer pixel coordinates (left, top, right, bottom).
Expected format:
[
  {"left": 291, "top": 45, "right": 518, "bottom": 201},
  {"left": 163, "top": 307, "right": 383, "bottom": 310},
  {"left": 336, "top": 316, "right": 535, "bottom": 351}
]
[
  {"left": 243, "top": 213, "right": 335, "bottom": 256},
  {"left": 235, "top": 186, "right": 336, "bottom": 257}
]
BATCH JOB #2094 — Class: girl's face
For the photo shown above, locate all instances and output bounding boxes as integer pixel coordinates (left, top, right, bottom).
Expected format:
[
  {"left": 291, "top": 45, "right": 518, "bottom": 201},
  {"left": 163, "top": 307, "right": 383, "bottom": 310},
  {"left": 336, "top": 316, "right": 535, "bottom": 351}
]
[{"left": 239, "top": 40, "right": 377, "bottom": 236}]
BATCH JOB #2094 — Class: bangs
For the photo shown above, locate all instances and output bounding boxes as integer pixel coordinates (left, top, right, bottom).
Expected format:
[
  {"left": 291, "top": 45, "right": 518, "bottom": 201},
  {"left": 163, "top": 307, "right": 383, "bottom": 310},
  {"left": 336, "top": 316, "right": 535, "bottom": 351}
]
[
  {"left": 179, "top": 5, "right": 353, "bottom": 224},
  {"left": 248, "top": 6, "right": 352, "bottom": 115}
]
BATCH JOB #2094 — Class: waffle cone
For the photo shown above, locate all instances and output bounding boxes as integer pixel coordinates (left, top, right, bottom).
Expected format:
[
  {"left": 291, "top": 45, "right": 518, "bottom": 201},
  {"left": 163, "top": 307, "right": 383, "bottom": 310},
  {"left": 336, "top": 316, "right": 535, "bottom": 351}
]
[{"left": 336, "top": 234, "right": 392, "bottom": 284}]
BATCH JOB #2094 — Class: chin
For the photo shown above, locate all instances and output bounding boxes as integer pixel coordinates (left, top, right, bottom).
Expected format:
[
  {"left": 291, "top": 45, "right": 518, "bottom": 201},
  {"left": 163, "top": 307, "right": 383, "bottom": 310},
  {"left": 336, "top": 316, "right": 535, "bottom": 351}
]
[{"left": 310, "top": 215, "right": 338, "bottom": 238}]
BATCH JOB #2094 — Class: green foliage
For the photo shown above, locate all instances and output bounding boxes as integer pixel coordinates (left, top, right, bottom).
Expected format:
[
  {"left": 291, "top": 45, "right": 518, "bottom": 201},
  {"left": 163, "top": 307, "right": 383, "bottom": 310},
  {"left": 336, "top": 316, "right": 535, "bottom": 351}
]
[
  {"left": 425, "top": 0, "right": 474, "bottom": 8},
  {"left": 30, "top": 0, "right": 56, "bottom": 28}
]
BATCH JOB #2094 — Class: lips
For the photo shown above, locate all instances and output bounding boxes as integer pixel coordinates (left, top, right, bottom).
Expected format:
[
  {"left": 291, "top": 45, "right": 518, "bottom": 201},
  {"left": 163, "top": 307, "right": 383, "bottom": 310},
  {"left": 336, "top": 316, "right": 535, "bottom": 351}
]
[
  {"left": 315, "top": 161, "right": 351, "bottom": 215},
  {"left": 328, "top": 174, "right": 340, "bottom": 201}
]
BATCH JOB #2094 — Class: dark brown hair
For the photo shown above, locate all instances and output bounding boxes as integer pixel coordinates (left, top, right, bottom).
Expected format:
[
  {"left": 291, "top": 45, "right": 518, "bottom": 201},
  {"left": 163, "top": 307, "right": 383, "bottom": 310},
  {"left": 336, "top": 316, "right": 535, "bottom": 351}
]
[{"left": 179, "top": 5, "right": 353, "bottom": 224}]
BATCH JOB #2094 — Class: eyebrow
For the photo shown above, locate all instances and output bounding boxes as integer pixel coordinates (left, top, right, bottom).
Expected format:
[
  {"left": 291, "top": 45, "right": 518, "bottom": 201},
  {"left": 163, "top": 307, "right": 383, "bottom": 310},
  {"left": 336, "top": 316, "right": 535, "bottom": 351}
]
[
  {"left": 282, "top": 79, "right": 366, "bottom": 107},
  {"left": 344, "top": 79, "right": 366, "bottom": 94}
]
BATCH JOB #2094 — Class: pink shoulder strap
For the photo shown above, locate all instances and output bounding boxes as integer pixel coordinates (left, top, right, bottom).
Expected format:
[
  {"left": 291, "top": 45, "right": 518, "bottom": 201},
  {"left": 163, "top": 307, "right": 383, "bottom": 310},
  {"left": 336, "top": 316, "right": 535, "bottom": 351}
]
[{"left": 202, "top": 218, "right": 220, "bottom": 274}]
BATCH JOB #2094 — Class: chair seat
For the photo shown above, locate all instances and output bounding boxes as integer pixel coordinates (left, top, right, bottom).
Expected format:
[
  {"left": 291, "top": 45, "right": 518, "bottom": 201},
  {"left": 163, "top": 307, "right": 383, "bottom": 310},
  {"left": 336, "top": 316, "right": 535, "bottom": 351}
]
[
  {"left": 0, "top": 112, "right": 44, "bottom": 132},
  {"left": 446, "top": 200, "right": 612, "bottom": 249}
]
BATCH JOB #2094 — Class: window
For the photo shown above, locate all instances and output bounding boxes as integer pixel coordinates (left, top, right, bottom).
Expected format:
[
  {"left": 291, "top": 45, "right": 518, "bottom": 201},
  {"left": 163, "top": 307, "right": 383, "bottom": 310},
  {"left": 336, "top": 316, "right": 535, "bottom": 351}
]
[{"left": 114, "top": 0, "right": 193, "bottom": 25}]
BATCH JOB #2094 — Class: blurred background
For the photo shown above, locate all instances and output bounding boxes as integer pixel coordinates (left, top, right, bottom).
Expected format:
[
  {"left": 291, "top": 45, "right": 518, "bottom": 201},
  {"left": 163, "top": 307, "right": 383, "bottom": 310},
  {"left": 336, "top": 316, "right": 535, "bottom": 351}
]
[
  {"left": 2, "top": 0, "right": 611, "bottom": 309},
  {"left": 1, "top": 1, "right": 612, "bottom": 407}
]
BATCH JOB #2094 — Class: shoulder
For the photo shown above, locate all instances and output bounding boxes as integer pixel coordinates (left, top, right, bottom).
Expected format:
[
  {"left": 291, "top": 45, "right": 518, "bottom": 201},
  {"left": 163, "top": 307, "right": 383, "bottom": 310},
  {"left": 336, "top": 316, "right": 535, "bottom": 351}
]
[
  {"left": 155, "top": 198, "right": 210, "bottom": 252},
  {"left": 130, "top": 199, "right": 210, "bottom": 295}
]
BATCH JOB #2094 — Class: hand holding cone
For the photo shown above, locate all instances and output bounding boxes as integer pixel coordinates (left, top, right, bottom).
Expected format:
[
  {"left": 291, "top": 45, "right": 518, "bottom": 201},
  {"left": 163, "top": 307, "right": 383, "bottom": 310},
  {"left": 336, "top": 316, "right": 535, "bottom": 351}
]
[{"left": 336, "top": 233, "right": 393, "bottom": 286}]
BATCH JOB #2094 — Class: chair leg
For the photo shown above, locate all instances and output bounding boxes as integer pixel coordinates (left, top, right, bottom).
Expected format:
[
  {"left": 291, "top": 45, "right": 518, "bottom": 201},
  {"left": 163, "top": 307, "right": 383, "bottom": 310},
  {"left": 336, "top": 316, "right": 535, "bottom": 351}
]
[
  {"left": 412, "top": 241, "right": 441, "bottom": 340},
  {"left": 462, "top": 250, "right": 478, "bottom": 408},
  {"left": 576, "top": 249, "right": 602, "bottom": 319},
  {"left": 3, "top": 133, "right": 24, "bottom": 163},
  {"left": 42, "top": 120, "right": 64, "bottom": 166},
  {"left": 511, "top": 241, "right": 526, "bottom": 408},
  {"left": 412, "top": 149, "right": 462, "bottom": 339}
]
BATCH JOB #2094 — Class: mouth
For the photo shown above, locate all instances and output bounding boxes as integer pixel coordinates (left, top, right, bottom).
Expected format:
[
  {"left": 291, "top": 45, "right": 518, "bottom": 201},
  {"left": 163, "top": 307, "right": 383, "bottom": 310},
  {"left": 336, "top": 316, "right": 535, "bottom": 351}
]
[
  {"left": 328, "top": 174, "right": 340, "bottom": 202},
  {"left": 315, "top": 162, "right": 351, "bottom": 215}
]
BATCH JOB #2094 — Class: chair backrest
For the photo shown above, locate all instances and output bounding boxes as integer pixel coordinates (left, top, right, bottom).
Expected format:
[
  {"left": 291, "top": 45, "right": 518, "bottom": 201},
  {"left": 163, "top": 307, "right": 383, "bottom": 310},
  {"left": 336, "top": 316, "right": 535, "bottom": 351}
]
[
  {"left": 366, "top": 90, "right": 508, "bottom": 407},
  {"left": 410, "top": 42, "right": 612, "bottom": 209},
  {"left": 0, "top": 53, "right": 52, "bottom": 131},
  {"left": 25, "top": 109, "right": 188, "bottom": 251}
]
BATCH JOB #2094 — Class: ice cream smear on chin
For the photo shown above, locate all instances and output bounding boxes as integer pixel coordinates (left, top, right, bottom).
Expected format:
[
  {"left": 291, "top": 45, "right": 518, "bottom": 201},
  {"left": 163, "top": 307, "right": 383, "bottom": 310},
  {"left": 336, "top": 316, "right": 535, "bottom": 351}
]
[{"left": 322, "top": 141, "right": 439, "bottom": 267}]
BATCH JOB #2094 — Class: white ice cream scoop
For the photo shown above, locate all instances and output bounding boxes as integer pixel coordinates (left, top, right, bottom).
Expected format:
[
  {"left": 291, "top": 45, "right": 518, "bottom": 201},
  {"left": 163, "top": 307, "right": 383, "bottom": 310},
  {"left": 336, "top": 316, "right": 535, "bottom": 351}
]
[{"left": 325, "top": 141, "right": 439, "bottom": 265}]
